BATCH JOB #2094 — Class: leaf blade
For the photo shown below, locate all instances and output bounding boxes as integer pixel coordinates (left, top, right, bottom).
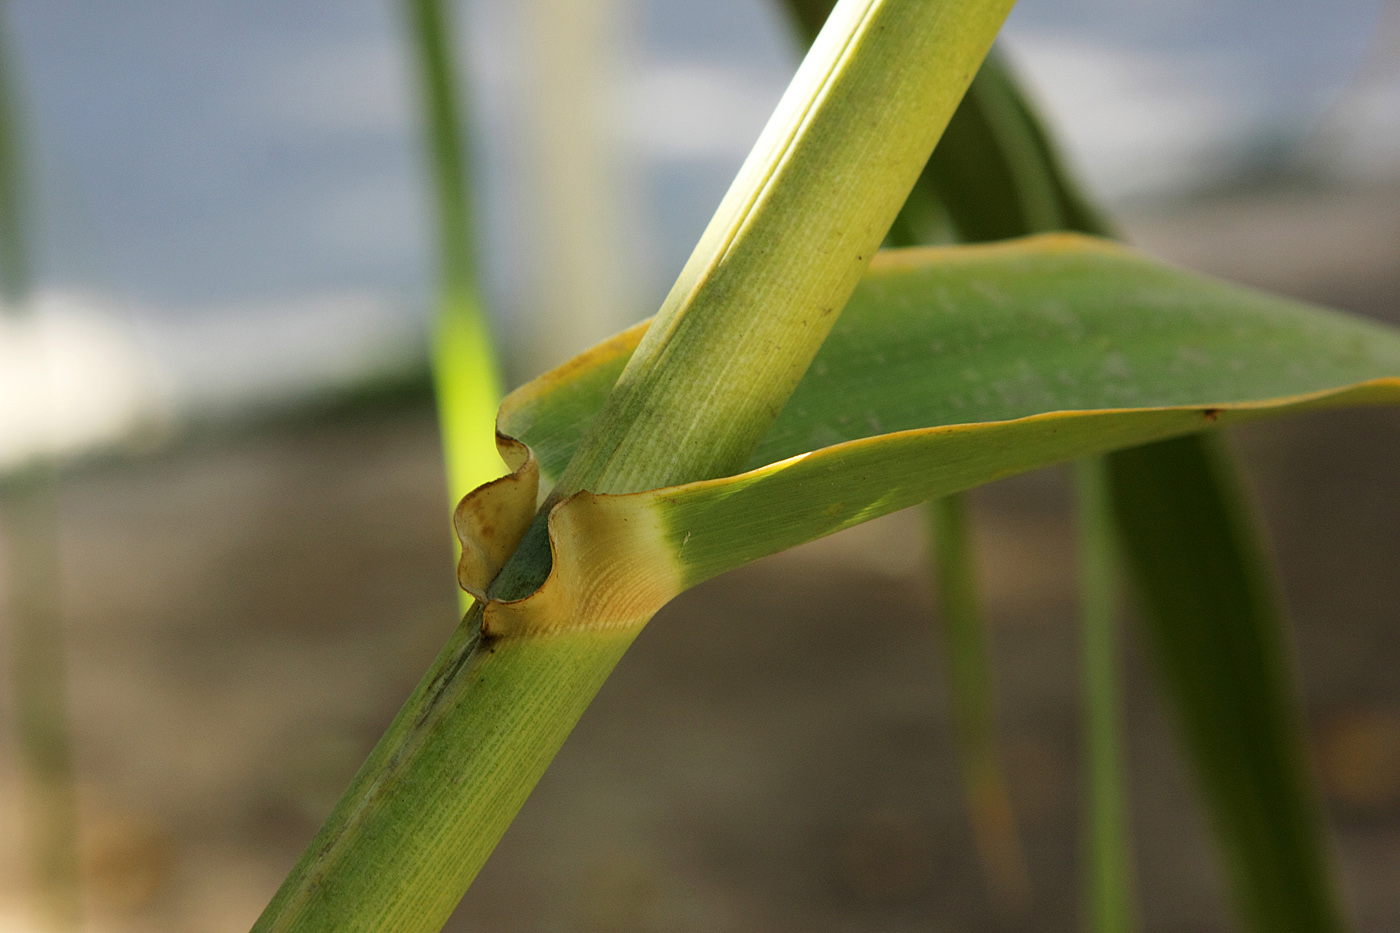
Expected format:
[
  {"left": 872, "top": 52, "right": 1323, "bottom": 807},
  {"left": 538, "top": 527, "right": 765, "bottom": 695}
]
[
  {"left": 505, "top": 236, "right": 1400, "bottom": 487},
  {"left": 1107, "top": 435, "right": 1345, "bottom": 933},
  {"left": 488, "top": 235, "right": 1400, "bottom": 642}
]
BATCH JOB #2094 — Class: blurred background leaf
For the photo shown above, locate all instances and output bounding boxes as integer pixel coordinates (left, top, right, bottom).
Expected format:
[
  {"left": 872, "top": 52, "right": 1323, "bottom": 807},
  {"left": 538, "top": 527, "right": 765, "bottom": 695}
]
[{"left": 0, "top": 2, "right": 81, "bottom": 928}]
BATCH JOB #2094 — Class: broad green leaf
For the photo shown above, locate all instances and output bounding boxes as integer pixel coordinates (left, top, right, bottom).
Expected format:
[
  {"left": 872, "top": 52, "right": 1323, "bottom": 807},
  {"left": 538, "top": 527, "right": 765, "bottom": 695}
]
[
  {"left": 479, "top": 234, "right": 1400, "bottom": 636},
  {"left": 504, "top": 235, "right": 1400, "bottom": 490},
  {"left": 1108, "top": 436, "right": 1345, "bottom": 933},
  {"left": 479, "top": 233, "right": 1364, "bottom": 933}
]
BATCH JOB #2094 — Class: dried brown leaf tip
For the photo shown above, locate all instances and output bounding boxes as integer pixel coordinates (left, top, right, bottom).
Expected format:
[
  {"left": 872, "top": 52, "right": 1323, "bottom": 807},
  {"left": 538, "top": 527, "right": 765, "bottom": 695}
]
[{"left": 454, "top": 434, "right": 539, "bottom": 599}]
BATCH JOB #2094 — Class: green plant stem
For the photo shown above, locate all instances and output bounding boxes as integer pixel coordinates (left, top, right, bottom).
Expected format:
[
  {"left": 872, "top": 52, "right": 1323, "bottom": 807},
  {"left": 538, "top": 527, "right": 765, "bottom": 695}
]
[
  {"left": 252, "top": 3, "right": 1015, "bottom": 930},
  {"left": 402, "top": 0, "right": 502, "bottom": 510},
  {"left": 0, "top": 0, "right": 28, "bottom": 303},
  {"left": 553, "top": 0, "right": 1016, "bottom": 501},
  {"left": 0, "top": 6, "right": 82, "bottom": 928},
  {"left": 1076, "top": 458, "right": 1136, "bottom": 933},
  {"left": 254, "top": 605, "right": 637, "bottom": 931},
  {"left": 3, "top": 473, "right": 82, "bottom": 933},
  {"left": 927, "top": 495, "right": 1029, "bottom": 910}
]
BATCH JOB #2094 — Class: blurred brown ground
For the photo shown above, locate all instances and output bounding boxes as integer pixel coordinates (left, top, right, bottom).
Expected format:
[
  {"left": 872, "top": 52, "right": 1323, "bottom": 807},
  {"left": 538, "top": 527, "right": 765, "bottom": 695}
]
[{"left": 1, "top": 181, "right": 1399, "bottom": 932}]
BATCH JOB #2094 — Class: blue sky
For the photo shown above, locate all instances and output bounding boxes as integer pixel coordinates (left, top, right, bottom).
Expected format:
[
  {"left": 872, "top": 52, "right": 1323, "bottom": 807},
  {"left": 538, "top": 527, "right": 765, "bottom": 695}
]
[{"left": 6, "top": 0, "right": 1387, "bottom": 310}]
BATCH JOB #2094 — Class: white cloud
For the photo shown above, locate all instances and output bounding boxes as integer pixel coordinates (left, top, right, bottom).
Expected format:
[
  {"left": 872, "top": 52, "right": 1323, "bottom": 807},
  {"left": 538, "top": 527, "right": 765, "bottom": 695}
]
[
  {"left": 0, "top": 294, "right": 168, "bottom": 471},
  {"left": 0, "top": 288, "right": 428, "bottom": 473},
  {"left": 139, "top": 292, "right": 425, "bottom": 418}
]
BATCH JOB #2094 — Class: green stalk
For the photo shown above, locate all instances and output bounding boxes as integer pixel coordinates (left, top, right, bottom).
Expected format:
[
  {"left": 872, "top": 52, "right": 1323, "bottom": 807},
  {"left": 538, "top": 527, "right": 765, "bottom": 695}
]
[
  {"left": 0, "top": 5, "right": 82, "bottom": 928},
  {"left": 3, "top": 473, "right": 82, "bottom": 933},
  {"left": 253, "top": 3, "right": 1015, "bottom": 929},
  {"left": 0, "top": 0, "right": 27, "bottom": 303},
  {"left": 927, "top": 496, "right": 1029, "bottom": 910},
  {"left": 403, "top": 0, "right": 502, "bottom": 511},
  {"left": 1076, "top": 459, "right": 1137, "bottom": 933}
]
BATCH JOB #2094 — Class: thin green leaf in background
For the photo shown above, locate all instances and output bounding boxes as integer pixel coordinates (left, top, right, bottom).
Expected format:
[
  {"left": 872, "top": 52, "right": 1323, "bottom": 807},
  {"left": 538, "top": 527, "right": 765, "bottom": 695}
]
[
  {"left": 0, "top": 0, "right": 27, "bottom": 303},
  {"left": 0, "top": 3, "right": 82, "bottom": 928},
  {"left": 1077, "top": 458, "right": 1137, "bottom": 933},
  {"left": 943, "top": 43, "right": 1356, "bottom": 933},
  {"left": 895, "top": 47, "right": 1048, "bottom": 910},
  {"left": 402, "top": 0, "right": 503, "bottom": 515},
  {"left": 931, "top": 53, "right": 1346, "bottom": 933},
  {"left": 901, "top": 45, "right": 1107, "bottom": 914},
  {"left": 927, "top": 495, "right": 1030, "bottom": 910}
]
